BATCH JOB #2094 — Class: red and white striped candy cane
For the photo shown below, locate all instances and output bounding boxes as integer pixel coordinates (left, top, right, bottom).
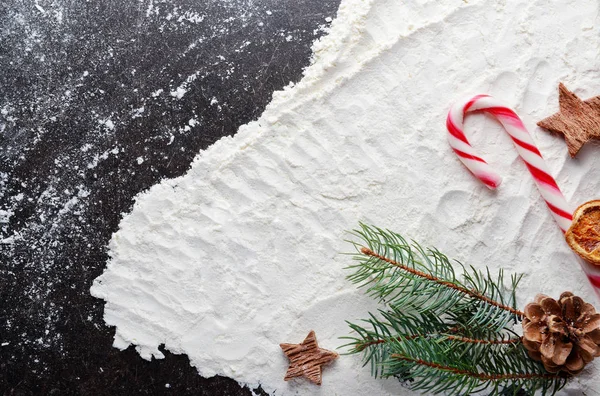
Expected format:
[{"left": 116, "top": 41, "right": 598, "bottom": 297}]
[
  {"left": 447, "top": 94, "right": 600, "bottom": 299},
  {"left": 447, "top": 95, "right": 572, "bottom": 232}
]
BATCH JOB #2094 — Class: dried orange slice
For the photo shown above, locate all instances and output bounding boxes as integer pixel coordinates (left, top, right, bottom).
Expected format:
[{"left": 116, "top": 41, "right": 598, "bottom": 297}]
[{"left": 566, "top": 200, "right": 600, "bottom": 266}]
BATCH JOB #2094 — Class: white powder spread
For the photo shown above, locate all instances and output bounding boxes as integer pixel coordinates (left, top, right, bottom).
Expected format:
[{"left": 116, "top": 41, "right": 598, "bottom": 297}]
[{"left": 91, "top": 0, "right": 600, "bottom": 394}]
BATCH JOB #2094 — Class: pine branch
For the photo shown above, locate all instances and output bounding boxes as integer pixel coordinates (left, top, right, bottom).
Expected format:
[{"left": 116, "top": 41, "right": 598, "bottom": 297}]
[
  {"left": 355, "top": 334, "right": 520, "bottom": 352},
  {"left": 382, "top": 336, "right": 566, "bottom": 395},
  {"left": 391, "top": 354, "right": 557, "bottom": 381},
  {"left": 344, "top": 309, "right": 524, "bottom": 379},
  {"left": 390, "top": 354, "right": 564, "bottom": 393},
  {"left": 346, "top": 224, "right": 523, "bottom": 333},
  {"left": 344, "top": 309, "right": 521, "bottom": 354},
  {"left": 360, "top": 247, "right": 525, "bottom": 317},
  {"left": 343, "top": 224, "right": 568, "bottom": 395}
]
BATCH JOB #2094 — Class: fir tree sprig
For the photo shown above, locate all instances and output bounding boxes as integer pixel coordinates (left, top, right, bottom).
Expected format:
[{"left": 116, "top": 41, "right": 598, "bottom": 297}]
[{"left": 342, "top": 224, "right": 568, "bottom": 396}]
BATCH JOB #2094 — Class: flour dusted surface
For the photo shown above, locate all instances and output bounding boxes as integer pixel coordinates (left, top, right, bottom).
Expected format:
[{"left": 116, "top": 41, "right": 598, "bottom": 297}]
[{"left": 91, "top": 0, "right": 600, "bottom": 394}]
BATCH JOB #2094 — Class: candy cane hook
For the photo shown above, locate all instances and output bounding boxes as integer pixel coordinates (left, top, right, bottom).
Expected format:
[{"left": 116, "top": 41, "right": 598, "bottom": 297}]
[{"left": 446, "top": 94, "right": 572, "bottom": 233}]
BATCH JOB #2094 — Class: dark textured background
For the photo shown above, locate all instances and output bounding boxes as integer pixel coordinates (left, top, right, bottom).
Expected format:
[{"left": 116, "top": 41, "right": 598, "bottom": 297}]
[{"left": 0, "top": 0, "right": 340, "bottom": 394}]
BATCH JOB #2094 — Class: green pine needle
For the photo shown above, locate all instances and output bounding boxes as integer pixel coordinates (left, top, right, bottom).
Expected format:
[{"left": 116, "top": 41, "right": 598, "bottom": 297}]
[{"left": 343, "top": 224, "right": 567, "bottom": 396}]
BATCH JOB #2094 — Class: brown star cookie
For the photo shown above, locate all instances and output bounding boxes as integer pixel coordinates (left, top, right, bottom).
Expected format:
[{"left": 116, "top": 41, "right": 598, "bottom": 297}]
[
  {"left": 280, "top": 330, "right": 338, "bottom": 385},
  {"left": 537, "top": 83, "right": 600, "bottom": 157}
]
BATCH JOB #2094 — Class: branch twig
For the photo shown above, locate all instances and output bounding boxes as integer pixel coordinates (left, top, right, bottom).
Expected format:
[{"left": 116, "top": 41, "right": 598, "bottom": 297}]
[
  {"left": 360, "top": 247, "right": 525, "bottom": 317},
  {"left": 390, "top": 354, "right": 563, "bottom": 381},
  {"left": 356, "top": 334, "right": 520, "bottom": 351}
]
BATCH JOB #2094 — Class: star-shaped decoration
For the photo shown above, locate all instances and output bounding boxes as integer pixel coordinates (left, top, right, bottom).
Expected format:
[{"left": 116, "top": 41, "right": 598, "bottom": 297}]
[
  {"left": 280, "top": 330, "right": 338, "bottom": 385},
  {"left": 537, "top": 83, "right": 600, "bottom": 157}
]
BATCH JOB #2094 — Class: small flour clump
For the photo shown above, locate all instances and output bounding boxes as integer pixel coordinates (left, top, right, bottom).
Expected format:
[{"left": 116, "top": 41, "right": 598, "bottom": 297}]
[{"left": 92, "top": 0, "right": 600, "bottom": 394}]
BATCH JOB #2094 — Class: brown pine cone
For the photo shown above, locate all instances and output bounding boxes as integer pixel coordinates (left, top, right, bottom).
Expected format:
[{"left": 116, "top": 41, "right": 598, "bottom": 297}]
[{"left": 522, "top": 292, "right": 600, "bottom": 375}]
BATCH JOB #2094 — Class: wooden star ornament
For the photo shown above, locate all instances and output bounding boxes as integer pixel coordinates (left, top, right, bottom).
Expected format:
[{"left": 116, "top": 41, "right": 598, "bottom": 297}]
[
  {"left": 537, "top": 83, "right": 600, "bottom": 157},
  {"left": 280, "top": 330, "right": 338, "bottom": 385}
]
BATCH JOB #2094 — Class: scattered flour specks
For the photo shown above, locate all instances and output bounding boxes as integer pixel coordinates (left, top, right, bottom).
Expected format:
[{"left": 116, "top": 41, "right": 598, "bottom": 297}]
[{"left": 170, "top": 86, "right": 188, "bottom": 99}]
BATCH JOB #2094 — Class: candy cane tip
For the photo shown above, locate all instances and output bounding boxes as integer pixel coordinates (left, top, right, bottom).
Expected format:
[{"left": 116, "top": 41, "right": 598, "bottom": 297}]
[{"left": 480, "top": 175, "right": 502, "bottom": 190}]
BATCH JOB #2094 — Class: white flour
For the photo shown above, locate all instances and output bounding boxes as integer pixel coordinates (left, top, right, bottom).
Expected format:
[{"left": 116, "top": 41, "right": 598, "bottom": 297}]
[{"left": 91, "top": 0, "right": 600, "bottom": 394}]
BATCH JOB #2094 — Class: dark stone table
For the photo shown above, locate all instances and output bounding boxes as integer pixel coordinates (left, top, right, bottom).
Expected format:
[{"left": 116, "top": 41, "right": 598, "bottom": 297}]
[{"left": 0, "top": 1, "right": 340, "bottom": 394}]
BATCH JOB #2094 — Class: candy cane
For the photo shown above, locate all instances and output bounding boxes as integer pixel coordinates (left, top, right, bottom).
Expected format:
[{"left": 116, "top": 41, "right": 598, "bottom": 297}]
[{"left": 447, "top": 94, "right": 600, "bottom": 299}]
